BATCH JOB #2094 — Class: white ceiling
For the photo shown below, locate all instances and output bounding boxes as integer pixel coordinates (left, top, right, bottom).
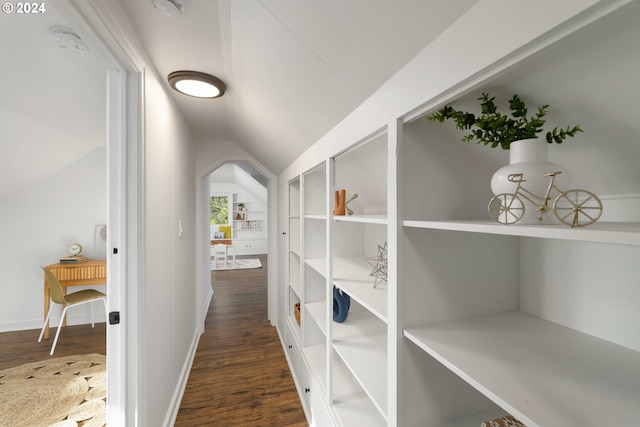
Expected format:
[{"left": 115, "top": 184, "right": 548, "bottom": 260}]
[
  {"left": 117, "top": 0, "right": 479, "bottom": 173},
  {"left": 0, "top": 3, "right": 111, "bottom": 201}
]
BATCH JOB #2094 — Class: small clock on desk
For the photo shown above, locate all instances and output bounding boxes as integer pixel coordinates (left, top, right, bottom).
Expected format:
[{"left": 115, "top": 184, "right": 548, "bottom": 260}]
[
  {"left": 67, "top": 243, "right": 83, "bottom": 257},
  {"left": 60, "top": 243, "right": 87, "bottom": 263}
]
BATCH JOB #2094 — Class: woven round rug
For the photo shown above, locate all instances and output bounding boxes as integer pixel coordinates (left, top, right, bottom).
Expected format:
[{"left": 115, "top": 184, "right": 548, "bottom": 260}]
[{"left": 0, "top": 353, "right": 106, "bottom": 427}]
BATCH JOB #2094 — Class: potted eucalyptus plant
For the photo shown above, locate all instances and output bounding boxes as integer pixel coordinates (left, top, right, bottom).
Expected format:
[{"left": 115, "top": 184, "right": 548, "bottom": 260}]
[
  {"left": 428, "top": 92, "right": 584, "bottom": 224},
  {"left": 426, "top": 92, "right": 583, "bottom": 149}
]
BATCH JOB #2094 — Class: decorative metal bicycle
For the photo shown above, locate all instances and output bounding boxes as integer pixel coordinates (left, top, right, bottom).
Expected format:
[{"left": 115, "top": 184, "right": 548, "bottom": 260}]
[{"left": 488, "top": 171, "right": 602, "bottom": 227}]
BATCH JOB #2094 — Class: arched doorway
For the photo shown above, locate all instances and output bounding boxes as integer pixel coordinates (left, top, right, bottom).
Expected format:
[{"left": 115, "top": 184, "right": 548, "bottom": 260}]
[{"left": 196, "top": 155, "right": 278, "bottom": 333}]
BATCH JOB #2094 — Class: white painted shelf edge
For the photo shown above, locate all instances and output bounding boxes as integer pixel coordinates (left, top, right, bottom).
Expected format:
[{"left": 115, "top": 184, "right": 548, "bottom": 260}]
[
  {"left": 333, "top": 214, "right": 388, "bottom": 224},
  {"left": 305, "top": 214, "right": 327, "bottom": 220},
  {"left": 332, "top": 349, "right": 387, "bottom": 427},
  {"left": 333, "top": 302, "right": 388, "bottom": 418},
  {"left": 305, "top": 301, "right": 327, "bottom": 336},
  {"left": 403, "top": 311, "right": 640, "bottom": 427},
  {"left": 231, "top": 237, "right": 267, "bottom": 241},
  {"left": 304, "top": 257, "right": 387, "bottom": 322},
  {"left": 289, "top": 281, "right": 301, "bottom": 299},
  {"left": 290, "top": 246, "right": 301, "bottom": 257},
  {"left": 332, "top": 393, "right": 387, "bottom": 427},
  {"left": 403, "top": 220, "right": 640, "bottom": 246},
  {"left": 304, "top": 257, "right": 326, "bottom": 278},
  {"left": 333, "top": 257, "right": 388, "bottom": 322}
]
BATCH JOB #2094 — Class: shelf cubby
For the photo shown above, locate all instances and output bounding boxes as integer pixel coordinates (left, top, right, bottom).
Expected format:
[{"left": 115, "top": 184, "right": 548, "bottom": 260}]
[
  {"left": 332, "top": 351, "right": 387, "bottom": 427},
  {"left": 302, "top": 343, "right": 327, "bottom": 395},
  {"left": 333, "top": 301, "right": 387, "bottom": 419},
  {"left": 303, "top": 163, "right": 326, "bottom": 217},
  {"left": 332, "top": 129, "right": 388, "bottom": 217},
  {"left": 404, "top": 311, "right": 640, "bottom": 426},
  {"left": 305, "top": 300, "right": 326, "bottom": 335}
]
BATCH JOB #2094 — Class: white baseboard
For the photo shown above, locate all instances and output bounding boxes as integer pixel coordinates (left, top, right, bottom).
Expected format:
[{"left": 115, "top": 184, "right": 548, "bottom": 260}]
[
  {"left": 163, "top": 328, "right": 200, "bottom": 427},
  {"left": 0, "top": 313, "right": 107, "bottom": 333}
]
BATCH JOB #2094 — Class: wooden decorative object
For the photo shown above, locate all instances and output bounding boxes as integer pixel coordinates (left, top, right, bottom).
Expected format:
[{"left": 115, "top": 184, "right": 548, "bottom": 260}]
[
  {"left": 294, "top": 303, "right": 301, "bottom": 325},
  {"left": 333, "top": 189, "right": 346, "bottom": 215}
]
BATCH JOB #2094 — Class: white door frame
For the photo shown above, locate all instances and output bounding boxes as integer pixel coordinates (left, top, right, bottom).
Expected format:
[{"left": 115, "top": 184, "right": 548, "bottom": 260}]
[
  {"left": 53, "top": 1, "right": 145, "bottom": 425},
  {"left": 196, "top": 154, "right": 278, "bottom": 331}
]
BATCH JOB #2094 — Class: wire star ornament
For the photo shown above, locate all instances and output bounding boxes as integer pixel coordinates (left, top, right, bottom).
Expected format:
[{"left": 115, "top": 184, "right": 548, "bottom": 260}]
[{"left": 365, "top": 242, "right": 388, "bottom": 288}]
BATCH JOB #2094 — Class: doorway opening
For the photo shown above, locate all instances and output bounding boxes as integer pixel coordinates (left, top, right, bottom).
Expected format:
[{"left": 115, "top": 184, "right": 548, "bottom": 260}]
[
  {"left": 198, "top": 157, "right": 277, "bottom": 330},
  {"left": 208, "top": 162, "right": 268, "bottom": 271}
]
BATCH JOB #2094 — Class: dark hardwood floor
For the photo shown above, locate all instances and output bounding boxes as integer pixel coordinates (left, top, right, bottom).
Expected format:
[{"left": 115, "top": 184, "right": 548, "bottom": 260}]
[
  {"left": 0, "top": 254, "right": 306, "bottom": 426},
  {"left": 175, "top": 254, "right": 307, "bottom": 427},
  {"left": 0, "top": 318, "right": 106, "bottom": 371}
]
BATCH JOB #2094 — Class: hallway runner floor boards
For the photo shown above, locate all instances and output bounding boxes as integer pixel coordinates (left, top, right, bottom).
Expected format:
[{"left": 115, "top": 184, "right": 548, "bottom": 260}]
[{"left": 175, "top": 254, "right": 307, "bottom": 427}]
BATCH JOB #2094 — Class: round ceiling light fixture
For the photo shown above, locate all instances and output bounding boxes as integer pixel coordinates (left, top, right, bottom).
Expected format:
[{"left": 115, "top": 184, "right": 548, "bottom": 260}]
[
  {"left": 51, "top": 26, "right": 89, "bottom": 54},
  {"left": 152, "top": 0, "right": 184, "bottom": 17},
  {"left": 168, "top": 71, "right": 227, "bottom": 99}
]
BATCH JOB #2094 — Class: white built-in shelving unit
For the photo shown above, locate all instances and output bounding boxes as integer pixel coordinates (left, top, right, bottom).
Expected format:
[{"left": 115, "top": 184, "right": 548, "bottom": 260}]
[
  {"left": 228, "top": 194, "right": 268, "bottom": 254},
  {"left": 279, "top": 3, "right": 640, "bottom": 426}
]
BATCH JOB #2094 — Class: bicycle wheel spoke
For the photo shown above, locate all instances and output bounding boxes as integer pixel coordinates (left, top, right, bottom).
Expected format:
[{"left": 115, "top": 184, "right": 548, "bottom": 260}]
[
  {"left": 489, "top": 193, "right": 524, "bottom": 224},
  {"left": 553, "top": 189, "right": 602, "bottom": 227},
  {"left": 556, "top": 209, "right": 574, "bottom": 222},
  {"left": 577, "top": 194, "right": 595, "bottom": 207}
]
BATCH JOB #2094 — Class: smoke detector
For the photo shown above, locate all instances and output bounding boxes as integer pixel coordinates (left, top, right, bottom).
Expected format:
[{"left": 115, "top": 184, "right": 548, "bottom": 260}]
[
  {"left": 152, "top": 0, "right": 184, "bottom": 17},
  {"left": 50, "top": 27, "right": 89, "bottom": 54}
]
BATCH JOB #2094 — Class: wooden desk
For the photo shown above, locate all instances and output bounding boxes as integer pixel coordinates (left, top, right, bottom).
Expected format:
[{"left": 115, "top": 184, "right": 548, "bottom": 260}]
[{"left": 42, "top": 259, "right": 107, "bottom": 339}]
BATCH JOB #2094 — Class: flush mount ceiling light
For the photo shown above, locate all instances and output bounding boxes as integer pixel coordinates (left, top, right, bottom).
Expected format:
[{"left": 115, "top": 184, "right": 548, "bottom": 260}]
[
  {"left": 50, "top": 26, "right": 89, "bottom": 54},
  {"left": 168, "top": 71, "right": 227, "bottom": 99},
  {"left": 152, "top": 0, "right": 184, "bottom": 17}
]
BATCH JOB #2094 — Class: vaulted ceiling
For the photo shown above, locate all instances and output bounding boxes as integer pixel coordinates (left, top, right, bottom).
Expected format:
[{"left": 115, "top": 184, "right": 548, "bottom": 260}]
[
  {"left": 0, "top": 4, "right": 111, "bottom": 201},
  {"left": 117, "top": 0, "right": 479, "bottom": 173}
]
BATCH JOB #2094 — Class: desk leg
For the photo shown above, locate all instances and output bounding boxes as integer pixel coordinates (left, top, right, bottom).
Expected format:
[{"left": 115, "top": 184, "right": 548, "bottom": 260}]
[{"left": 43, "top": 280, "right": 50, "bottom": 339}]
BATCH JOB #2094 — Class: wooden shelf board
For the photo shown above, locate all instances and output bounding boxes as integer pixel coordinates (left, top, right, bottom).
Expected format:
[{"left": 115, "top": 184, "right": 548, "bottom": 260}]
[
  {"left": 333, "top": 214, "right": 388, "bottom": 224},
  {"left": 305, "top": 301, "right": 327, "bottom": 335},
  {"left": 404, "top": 220, "right": 640, "bottom": 246},
  {"left": 333, "top": 303, "right": 387, "bottom": 417},
  {"left": 333, "top": 257, "right": 387, "bottom": 322},
  {"left": 404, "top": 311, "right": 640, "bottom": 427}
]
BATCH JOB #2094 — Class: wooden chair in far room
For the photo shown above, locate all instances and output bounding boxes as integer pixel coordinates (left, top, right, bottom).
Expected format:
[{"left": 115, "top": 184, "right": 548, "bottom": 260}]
[{"left": 38, "top": 267, "right": 107, "bottom": 355}]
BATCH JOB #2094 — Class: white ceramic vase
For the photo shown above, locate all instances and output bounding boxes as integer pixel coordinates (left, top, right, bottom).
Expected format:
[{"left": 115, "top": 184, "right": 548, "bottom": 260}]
[{"left": 490, "top": 138, "right": 569, "bottom": 224}]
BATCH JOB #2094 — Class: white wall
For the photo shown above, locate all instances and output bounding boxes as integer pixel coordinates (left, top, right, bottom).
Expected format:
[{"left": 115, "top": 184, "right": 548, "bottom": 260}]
[
  {"left": 278, "top": 0, "right": 607, "bottom": 184},
  {"left": 195, "top": 138, "right": 248, "bottom": 173},
  {"left": 0, "top": 148, "right": 106, "bottom": 332},
  {"left": 140, "top": 69, "right": 197, "bottom": 427}
]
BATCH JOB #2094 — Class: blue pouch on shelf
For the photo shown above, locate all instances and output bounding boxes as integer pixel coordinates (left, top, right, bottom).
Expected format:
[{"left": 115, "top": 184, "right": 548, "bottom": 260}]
[{"left": 333, "top": 286, "right": 350, "bottom": 323}]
